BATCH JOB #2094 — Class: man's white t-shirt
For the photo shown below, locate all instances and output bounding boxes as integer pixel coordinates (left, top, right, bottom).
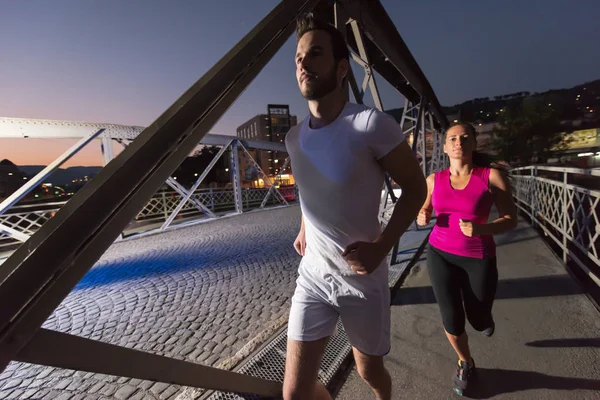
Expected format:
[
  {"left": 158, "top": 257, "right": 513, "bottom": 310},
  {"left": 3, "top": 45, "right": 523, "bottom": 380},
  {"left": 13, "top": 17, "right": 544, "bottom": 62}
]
[{"left": 285, "top": 102, "right": 407, "bottom": 276}]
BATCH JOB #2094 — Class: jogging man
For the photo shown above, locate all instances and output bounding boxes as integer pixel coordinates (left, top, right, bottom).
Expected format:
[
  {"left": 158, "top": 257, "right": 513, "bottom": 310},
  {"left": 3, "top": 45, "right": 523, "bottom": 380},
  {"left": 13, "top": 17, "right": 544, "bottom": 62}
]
[{"left": 283, "top": 14, "right": 427, "bottom": 400}]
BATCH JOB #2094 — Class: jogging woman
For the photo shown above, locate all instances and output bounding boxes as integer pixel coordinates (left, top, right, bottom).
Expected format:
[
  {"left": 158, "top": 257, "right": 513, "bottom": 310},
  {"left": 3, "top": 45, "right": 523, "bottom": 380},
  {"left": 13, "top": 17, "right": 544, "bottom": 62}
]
[{"left": 417, "top": 122, "right": 518, "bottom": 396}]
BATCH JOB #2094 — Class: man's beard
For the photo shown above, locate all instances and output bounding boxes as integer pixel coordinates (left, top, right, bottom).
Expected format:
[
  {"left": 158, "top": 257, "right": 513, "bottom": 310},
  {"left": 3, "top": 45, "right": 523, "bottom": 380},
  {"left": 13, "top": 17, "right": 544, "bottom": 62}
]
[{"left": 300, "top": 66, "right": 338, "bottom": 100}]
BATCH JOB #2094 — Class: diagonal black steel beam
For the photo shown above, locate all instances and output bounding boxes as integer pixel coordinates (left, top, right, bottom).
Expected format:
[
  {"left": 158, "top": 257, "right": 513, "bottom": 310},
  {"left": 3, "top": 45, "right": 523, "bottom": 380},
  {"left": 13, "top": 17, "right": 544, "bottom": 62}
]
[
  {"left": 343, "top": 22, "right": 421, "bottom": 104},
  {"left": 16, "top": 328, "right": 281, "bottom": 396},
  {"left": 319, "top": 2, "right": 421, "bottom": 105},
  {"left": 341, "top": 0, "right": 449, "bottom": 129},
  {"left": 0, "top": 0, "right": 323, "bottom": 371}
]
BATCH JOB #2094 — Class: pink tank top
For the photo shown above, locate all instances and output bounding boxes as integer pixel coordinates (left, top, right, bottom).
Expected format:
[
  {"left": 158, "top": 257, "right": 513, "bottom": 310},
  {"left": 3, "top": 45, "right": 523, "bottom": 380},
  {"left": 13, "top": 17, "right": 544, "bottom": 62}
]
[{"left": 429, "top": 167, "right": 496, "bottom": 258}]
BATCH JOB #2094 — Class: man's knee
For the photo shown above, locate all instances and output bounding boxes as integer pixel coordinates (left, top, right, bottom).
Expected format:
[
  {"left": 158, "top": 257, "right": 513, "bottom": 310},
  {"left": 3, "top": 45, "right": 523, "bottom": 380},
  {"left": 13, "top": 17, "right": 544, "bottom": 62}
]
[
  {"left": 283, "top": 338, "right": 330, "bottom": 400},
  {"left": 283, "top": 379, "right": 330, "bottom": 400},
  {"left": 354, "top": 351, "right": 387, "bottom": 386},
  {"left": 283, "top": 384, "right": 310, "bottom": 400},
  {"left": 357, "top": 365, "right": 377, "bottom": 386}
]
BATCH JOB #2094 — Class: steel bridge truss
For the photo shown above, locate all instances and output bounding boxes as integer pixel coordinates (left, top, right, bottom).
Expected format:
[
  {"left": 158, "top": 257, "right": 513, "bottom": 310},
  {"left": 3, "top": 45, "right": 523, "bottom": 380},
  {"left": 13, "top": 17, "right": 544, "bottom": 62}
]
[
  {"left": 0, "top": 118, "right": 291, "bottom": 246},
  {"left": 0, "top": 0, "right": 448, "bottom": 397}
]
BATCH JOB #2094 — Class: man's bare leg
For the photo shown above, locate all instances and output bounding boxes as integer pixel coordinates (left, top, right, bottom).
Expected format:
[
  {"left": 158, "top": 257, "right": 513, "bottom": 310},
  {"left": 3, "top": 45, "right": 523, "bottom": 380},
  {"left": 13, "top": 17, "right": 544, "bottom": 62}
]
[
  {"left": 283, "top": 337, "right": 332, "bottom": 400},
  {"left": 353, "top": 347, "right": 392, "bottom": 400}
]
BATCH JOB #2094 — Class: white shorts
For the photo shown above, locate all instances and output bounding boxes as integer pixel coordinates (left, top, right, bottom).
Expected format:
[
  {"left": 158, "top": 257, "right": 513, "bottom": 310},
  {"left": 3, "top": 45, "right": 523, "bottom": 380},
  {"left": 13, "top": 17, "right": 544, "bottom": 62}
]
[{"left": 287, "top": 260, "right": 391, "bottom": 356}]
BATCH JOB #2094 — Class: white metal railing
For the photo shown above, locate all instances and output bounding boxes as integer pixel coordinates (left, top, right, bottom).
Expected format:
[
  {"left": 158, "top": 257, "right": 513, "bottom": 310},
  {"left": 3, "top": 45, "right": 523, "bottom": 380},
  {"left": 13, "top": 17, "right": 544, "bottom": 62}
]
[
  {"left": 0, "top": 186, "right": 298, "bottom": 250},
  {"left": 135, "top": 187, "right": 293, "bottom": 222},
  {"left": 510, "top": 166, "right": 600, "bottom": 287}
]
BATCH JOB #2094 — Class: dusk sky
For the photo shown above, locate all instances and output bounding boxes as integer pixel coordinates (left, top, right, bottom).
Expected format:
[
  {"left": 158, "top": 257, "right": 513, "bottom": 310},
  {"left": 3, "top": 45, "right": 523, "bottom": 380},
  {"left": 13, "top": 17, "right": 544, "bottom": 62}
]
[{"left": 1, "top": 0, "right": 599, "bottom": 167}]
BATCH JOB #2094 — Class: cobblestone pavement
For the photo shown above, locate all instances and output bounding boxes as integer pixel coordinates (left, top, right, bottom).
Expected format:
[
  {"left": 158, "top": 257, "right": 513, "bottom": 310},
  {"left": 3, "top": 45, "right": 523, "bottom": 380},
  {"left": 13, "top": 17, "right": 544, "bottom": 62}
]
[{"left": 0, "top": 206, "right": 303, "bottom": 400}]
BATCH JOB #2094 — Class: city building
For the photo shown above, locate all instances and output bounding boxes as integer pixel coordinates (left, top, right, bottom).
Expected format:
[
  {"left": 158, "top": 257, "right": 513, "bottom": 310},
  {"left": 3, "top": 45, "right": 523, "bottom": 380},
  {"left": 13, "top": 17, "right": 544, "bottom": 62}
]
[
  {"left": 551, "top": 127, "right": 600, "bottom": 167},
  {"left": 236, "top": 104, "right": 297, "bottom": 187}
]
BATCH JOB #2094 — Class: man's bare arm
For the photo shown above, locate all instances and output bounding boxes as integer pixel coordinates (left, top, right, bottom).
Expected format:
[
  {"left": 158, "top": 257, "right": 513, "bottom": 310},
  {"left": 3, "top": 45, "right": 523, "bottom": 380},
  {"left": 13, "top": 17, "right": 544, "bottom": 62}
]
[
  {"left": 294, "top": 214, "right": 306, "bottom": 256},
  {"left": 416, "top": 174, "right": 435, "bottom": 226},
  {"left": 374, "top": 141, "right": 428, "bottom": 252}
]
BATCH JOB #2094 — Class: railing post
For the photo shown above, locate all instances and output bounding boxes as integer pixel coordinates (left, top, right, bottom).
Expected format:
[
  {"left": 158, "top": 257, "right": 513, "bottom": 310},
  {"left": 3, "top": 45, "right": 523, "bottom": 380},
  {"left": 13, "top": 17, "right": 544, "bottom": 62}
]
[
  {"left": 531, "top": 167, "right": 537, "bottom": 226},
  {"left": 230, "top": 140, "right": 243, "bottom": 214},
  {"left": 161, "top": 192, "right": 168, "bottom": 222},
  {"left": 562, "top": 171, "right": 568, "bottom": 262}
]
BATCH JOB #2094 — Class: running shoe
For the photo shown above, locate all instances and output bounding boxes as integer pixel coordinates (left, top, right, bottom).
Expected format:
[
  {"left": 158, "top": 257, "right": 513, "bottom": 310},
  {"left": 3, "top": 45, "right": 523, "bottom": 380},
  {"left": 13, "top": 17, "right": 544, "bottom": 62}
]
[{"left": 452, "top": 358, "right": 476, "bottom": 396}]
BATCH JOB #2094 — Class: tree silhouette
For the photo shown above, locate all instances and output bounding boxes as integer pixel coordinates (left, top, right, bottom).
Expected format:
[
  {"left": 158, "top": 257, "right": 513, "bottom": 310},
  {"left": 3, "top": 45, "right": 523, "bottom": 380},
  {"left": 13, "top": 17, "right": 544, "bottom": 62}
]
[
  {"left": 492, "top": 97, "right": 569, "bottom": 165},
  {"left": 173, "top": 145, "right": 227, "bottom": 187}
]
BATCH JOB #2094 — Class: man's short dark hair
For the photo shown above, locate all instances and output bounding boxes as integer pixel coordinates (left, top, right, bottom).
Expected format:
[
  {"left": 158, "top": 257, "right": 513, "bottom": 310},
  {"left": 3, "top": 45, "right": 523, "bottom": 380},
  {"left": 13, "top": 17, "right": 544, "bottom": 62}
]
[{"left": 296, "top": 13, "right": 350, "bottom": 63}]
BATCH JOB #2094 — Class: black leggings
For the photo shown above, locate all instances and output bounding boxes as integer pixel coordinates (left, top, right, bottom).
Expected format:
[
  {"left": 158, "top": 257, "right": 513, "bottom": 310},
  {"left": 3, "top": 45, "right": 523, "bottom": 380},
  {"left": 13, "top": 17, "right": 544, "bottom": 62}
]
[{"left": 427, "top": 244, "right": 498, "bottom": 336}]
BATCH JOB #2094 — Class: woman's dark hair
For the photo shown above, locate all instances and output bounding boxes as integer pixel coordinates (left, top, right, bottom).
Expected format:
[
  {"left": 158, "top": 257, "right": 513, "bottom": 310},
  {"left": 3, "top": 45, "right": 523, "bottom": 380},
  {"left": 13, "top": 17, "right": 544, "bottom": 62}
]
[
  {"left": 445, "top": 122, "right": 498, "bottom": 168},
  {"left": 296, "top": 13, "right": 350, "bottom": 63}
]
